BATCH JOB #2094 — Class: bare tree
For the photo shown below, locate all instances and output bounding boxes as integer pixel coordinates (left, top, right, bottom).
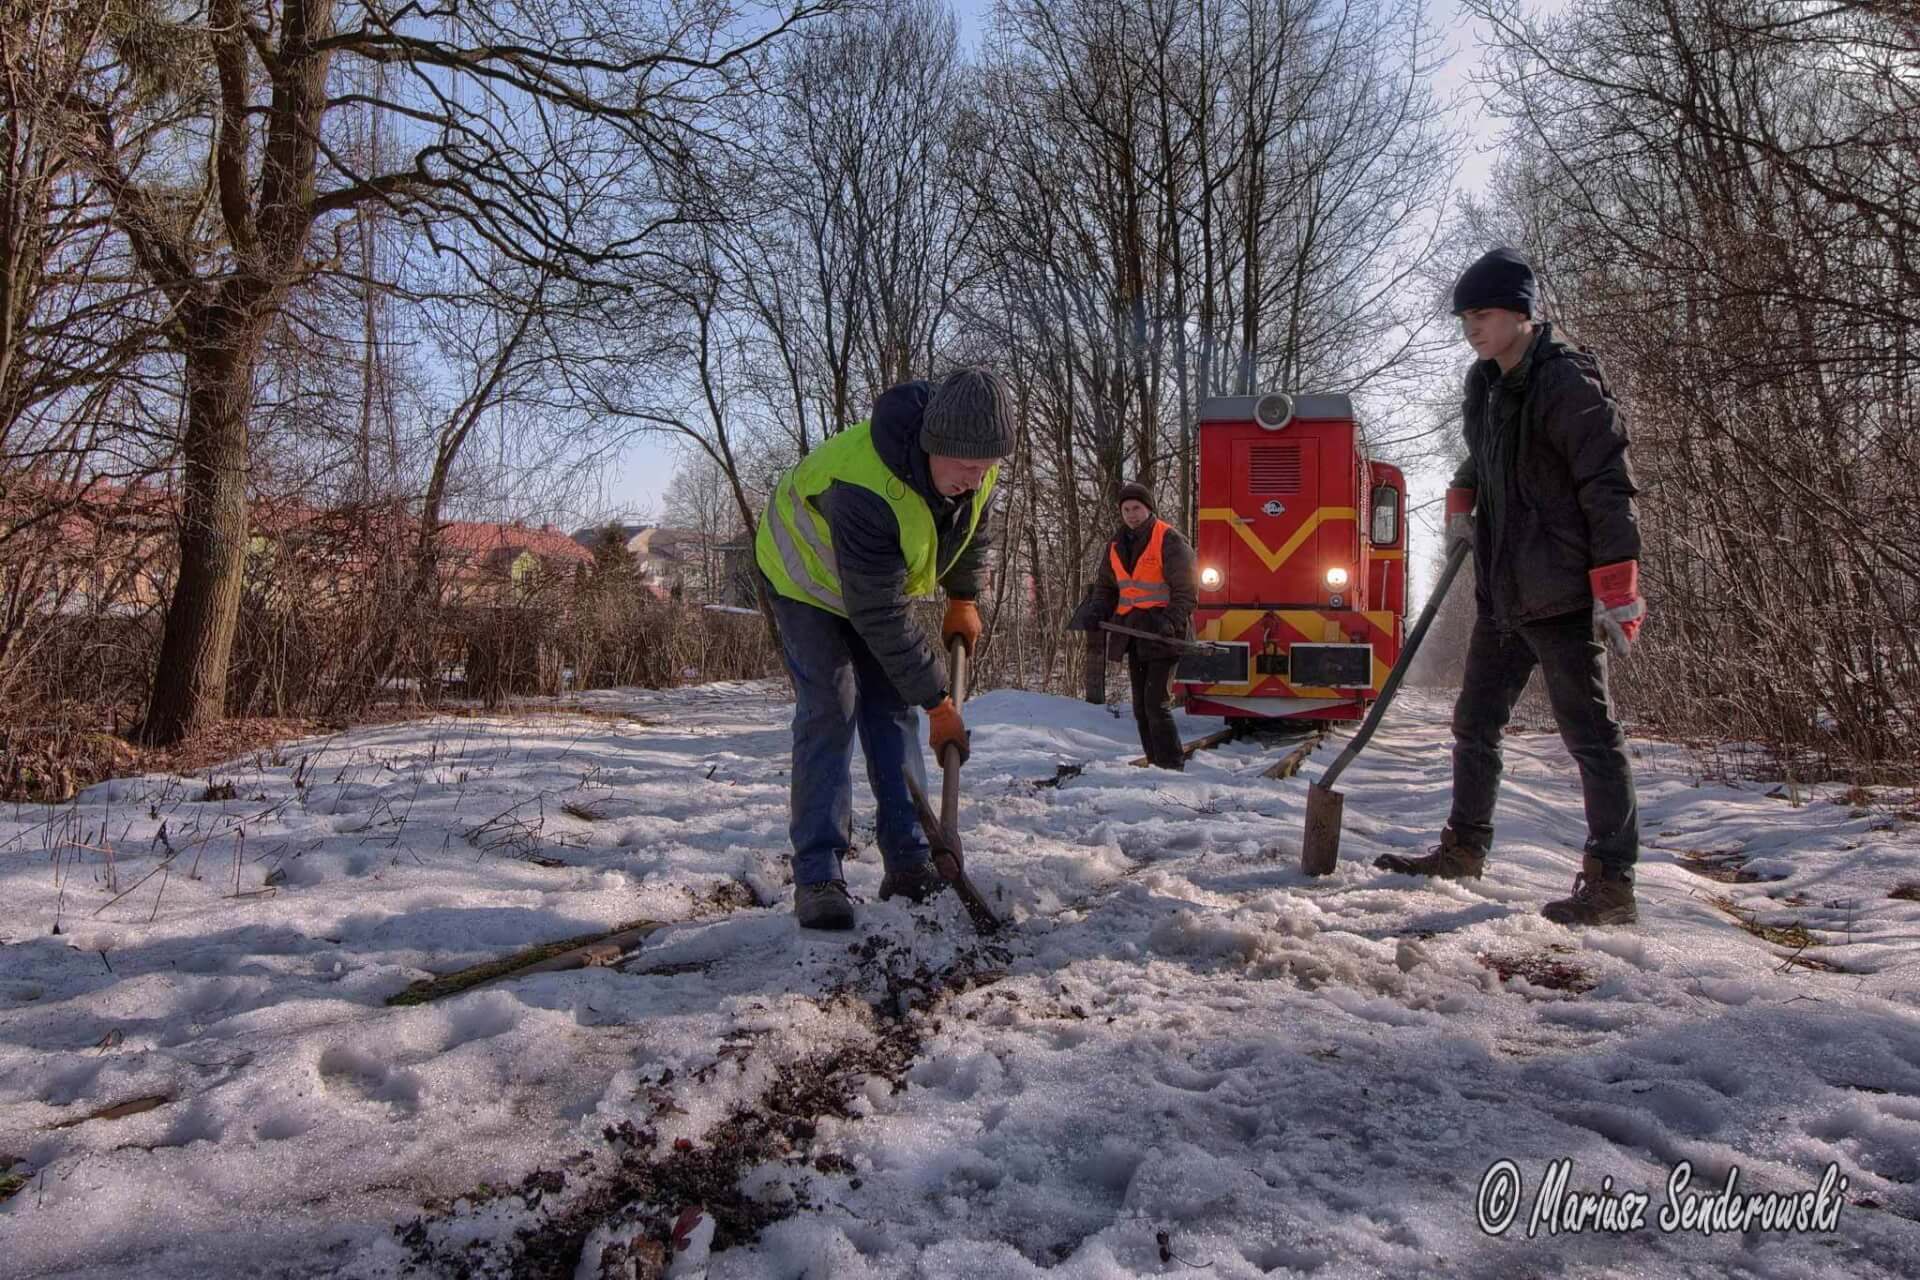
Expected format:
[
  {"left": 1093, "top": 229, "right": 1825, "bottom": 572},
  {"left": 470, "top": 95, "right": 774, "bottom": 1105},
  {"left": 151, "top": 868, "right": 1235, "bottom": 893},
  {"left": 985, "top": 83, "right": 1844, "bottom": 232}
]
[
  {"left": 0, "top": 0, "right": 177, "bottom": 699},
  {"left": 953, "top": 0, "right": 1458, "bottom": 690},
  {"left": 661, "top": 448, "right": 739, "bottom": 600},
  {"left": 1468, "top": 0, "right": 1919, "bottom": 767},
  {"left": 0, "top": 0, "right": 174, "bottom": 489},
  {"left": 6, "top": 0, "right": 1483, "bottom": 727},
  {"left": 31, "top": 0, "right": 841, "bottom": 742}
]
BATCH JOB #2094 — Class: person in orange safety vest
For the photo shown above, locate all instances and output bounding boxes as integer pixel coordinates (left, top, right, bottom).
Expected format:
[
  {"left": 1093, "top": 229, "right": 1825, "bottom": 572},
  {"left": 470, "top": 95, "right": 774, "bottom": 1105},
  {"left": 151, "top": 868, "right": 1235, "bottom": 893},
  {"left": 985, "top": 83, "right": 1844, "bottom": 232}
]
[{"left": 1084, "top": 481, "right": 1198, "bottom": 770}]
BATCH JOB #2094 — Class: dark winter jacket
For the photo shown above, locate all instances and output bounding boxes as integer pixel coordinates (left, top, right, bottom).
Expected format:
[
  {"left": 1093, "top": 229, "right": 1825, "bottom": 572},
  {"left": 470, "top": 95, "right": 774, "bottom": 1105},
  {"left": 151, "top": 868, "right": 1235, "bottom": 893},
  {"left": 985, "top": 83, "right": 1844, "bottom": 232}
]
[
  {"left": 1085, "top": 519, "right": 1198, "bottom": 662},
  {"left": 1452, "top": 323, "right": 1640, "bottom": 628},
  {"left": 810, "top": 381, "right": 997, "bottom": 710}
]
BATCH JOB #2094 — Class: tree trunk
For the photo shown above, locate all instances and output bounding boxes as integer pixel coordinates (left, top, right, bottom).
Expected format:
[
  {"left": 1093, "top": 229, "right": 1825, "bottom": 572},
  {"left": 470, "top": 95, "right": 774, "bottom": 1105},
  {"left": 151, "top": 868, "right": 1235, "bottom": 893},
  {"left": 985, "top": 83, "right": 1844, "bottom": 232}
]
[
  {"left": 142, "top": 309, "right": 260, "bottom": 744},
  {"left": 406, "top": 447, "right": 458, "bottom": 700}
]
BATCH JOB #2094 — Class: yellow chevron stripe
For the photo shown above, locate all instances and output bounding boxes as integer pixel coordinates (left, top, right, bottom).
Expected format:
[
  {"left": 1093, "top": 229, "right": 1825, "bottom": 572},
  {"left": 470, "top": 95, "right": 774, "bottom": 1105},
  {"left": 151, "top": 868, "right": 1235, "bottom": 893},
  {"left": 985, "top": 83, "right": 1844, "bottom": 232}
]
[{"left": 1199, "top": 507, "right": 1357, "bottom": 572}]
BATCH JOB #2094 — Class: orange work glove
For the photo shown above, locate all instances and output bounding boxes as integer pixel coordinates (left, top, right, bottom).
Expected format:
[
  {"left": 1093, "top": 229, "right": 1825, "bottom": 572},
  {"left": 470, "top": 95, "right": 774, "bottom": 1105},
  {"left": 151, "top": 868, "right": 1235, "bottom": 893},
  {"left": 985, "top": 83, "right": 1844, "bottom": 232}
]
[
  {"left": 927, "top": 696, "right": 970, "bottom": 766},
  {"left": 1589, "top": 560, "right": 1646, "bottom": 657},
  {"left": 942, "top": 598, "right": 982, "bottom": 653}
]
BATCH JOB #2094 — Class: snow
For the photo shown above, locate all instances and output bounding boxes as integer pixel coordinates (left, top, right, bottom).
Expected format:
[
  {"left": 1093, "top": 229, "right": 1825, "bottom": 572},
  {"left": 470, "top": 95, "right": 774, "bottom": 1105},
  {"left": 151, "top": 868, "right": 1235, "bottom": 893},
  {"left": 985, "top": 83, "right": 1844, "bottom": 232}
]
[{"left": 3, "top": 682, "right": 1919, "bottom": 1278}]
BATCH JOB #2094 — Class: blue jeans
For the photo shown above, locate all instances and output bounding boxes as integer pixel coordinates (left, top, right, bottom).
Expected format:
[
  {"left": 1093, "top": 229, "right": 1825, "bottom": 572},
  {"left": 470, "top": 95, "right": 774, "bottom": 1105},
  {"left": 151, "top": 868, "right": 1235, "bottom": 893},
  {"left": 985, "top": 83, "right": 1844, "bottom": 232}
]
[{"left": 768, "top": 585, "right": 932, "bottom": 886}]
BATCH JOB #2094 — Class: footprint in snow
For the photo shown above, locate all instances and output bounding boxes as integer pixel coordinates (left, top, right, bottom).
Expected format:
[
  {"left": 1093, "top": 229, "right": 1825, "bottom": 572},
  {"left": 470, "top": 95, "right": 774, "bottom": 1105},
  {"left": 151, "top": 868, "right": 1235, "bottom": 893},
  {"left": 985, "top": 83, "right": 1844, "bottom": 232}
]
[{"left": 316, "top": 1045, "right": 424, "bottom": 1112}]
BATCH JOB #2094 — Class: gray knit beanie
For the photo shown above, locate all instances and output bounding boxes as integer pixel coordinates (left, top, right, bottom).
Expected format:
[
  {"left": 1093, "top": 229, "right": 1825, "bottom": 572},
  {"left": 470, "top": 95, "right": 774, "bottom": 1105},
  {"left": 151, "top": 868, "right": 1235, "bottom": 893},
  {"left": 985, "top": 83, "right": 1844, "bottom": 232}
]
[{"left": 920, "top": 367, "right": 1015, "bottom": 460}]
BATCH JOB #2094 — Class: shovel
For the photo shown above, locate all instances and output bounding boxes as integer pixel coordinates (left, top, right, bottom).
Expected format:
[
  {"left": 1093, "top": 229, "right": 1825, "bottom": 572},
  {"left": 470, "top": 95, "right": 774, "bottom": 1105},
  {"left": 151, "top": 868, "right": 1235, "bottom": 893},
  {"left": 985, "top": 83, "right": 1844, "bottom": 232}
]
[
  {"left": 1300, "top": 540, "right": 1470, "bottom": 876},
  {"left": 1098, "top": 620, "right": 1237, "bottom": 656},
  {"left": 903, "top": 636, "right": 1004, "bottom": 933}
]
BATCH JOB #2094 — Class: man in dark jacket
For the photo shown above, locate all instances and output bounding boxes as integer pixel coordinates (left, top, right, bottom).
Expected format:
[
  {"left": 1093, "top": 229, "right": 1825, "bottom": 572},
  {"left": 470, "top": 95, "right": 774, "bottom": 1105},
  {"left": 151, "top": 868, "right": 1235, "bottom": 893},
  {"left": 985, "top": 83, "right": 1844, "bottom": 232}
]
[
  {"left": 756, "top": 368, "right": 1010, "bottom": 930},
  {"left": 1375, "top": 248, "right": 1647, "bottom": 927},
  {"left": 1085, "top": 482, "right": 1198, "bottom": 770}
]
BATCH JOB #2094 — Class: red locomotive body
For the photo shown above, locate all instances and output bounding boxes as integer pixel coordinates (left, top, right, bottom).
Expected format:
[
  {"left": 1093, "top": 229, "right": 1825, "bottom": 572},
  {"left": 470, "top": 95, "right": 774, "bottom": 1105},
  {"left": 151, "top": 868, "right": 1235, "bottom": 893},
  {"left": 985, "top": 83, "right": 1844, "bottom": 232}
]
[{"left": 1177, "top": 393, "right": 1407, "bottom": 723}]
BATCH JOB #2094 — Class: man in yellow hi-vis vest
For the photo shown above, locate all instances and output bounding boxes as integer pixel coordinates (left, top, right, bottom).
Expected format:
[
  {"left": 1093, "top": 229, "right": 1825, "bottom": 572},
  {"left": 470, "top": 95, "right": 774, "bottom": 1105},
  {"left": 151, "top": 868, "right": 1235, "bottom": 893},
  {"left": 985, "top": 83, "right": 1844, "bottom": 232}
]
[{"left": 756, "top": 368, "right": 1013, "bottom": 930}]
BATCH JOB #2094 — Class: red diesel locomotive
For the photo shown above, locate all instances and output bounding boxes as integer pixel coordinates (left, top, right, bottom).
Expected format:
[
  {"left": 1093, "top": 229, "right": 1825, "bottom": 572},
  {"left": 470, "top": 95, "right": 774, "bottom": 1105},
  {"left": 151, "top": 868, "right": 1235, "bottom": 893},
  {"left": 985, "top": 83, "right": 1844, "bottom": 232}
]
[{"left": 1176, "top": 393, "right": 1407, "bottom": 723}]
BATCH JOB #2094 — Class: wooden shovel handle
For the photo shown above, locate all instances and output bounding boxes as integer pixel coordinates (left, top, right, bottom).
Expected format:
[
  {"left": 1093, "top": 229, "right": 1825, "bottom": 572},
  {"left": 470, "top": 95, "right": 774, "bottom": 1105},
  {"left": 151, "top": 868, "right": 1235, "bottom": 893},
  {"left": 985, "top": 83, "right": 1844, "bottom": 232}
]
[
  {"left": 940, "top": 637, "right": 969, "bottom": 834},
  {"left": 1317, "top": 539, "right": 1470, "bottom": 793}
]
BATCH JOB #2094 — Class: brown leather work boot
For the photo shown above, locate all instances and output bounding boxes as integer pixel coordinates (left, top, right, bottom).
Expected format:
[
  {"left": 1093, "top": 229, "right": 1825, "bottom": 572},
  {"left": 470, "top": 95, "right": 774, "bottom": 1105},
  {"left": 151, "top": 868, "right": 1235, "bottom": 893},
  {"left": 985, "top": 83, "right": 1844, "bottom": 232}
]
[
  {"left": 1541, "top": 856, "right": 1638, "bottom": 926},
  {"left": 1373, "top": 827, "right": 1488, "bottom": 879},
  {"left": 877, "top": 861, "right": 945, "bottom": 904},
  {"left": 794, "top": 879, "right": 856, "bottom": 930}
]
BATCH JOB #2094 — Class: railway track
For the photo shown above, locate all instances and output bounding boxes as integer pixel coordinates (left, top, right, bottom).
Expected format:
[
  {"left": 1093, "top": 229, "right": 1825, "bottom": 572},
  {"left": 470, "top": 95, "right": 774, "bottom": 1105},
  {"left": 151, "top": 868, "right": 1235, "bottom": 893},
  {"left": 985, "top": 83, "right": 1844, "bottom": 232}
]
[{"left": 1128, "top": 721, "right": 1328, "bottom": 778}]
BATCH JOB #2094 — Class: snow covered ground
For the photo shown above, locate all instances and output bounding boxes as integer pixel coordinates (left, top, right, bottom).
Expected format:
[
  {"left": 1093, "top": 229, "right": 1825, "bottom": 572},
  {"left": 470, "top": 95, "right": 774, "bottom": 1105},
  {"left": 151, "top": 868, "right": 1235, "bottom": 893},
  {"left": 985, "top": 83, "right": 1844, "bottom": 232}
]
[{"left": 3, "top": 681, "right": 1919, "bottom": 1279}]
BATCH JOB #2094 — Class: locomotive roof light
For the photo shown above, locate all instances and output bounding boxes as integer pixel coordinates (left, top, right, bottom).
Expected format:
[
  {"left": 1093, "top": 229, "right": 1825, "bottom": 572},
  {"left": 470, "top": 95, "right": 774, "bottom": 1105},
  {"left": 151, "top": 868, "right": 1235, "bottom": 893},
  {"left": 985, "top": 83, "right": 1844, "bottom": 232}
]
[
  {"left": 1254, "top": 393, "right": 1294, "bottom": 431},
  {"left": 1325, "top": 566, "right": 1350, "bottom": 588},
  {"left": 1200, "top": 566, "right": 1223, "bottom": 590}
]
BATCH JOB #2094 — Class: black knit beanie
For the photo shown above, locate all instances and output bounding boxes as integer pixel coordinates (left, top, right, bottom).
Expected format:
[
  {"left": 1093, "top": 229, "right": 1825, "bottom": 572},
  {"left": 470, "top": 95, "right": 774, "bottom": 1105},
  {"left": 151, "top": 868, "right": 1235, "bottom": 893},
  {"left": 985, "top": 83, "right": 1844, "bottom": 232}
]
[
  {"left": 1117, "top": 482, "right": 1155, "bottom": 513},
  {"left": 1452, "top": 247, "right": 1538, "bottom": 317},
  {"left": 920, "top": 367, "right": 1015, "bottom": 460}
]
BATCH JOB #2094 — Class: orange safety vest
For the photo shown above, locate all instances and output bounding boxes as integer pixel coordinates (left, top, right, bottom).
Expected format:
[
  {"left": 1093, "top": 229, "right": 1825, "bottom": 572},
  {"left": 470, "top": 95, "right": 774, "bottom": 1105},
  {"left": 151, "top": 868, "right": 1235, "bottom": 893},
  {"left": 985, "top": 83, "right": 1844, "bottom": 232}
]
[{"left": 1110, "top": 519, "right": 1172, "bottom": 613}]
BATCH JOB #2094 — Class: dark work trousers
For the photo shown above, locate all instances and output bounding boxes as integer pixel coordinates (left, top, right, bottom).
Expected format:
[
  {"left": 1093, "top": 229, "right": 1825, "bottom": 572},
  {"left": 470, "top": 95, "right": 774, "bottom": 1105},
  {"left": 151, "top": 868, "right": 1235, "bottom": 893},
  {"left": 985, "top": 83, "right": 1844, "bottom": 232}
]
[
  {"left": 766, "top": 583, "right": 931, "bottom": 887},
  {"left": 1450, "top": 609, "right": 1639, "bottom": 869},
  {"left": 1129, "top": 652, "right": 1185, "bottom": 770}
]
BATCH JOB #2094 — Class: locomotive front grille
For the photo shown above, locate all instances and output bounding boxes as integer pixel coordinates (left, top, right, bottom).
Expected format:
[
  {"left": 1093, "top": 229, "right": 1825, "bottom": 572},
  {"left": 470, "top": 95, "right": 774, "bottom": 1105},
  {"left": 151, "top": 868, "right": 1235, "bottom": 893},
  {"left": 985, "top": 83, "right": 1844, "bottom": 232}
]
[{"left": 1247, "top": 444, "right": 1303, "bottom": 495}]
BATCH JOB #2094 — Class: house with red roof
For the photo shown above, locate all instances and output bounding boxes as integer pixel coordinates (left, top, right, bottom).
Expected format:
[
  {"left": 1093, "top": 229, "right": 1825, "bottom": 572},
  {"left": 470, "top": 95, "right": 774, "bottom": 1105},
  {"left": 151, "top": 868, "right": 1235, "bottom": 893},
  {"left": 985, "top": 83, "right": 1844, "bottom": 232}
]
[{"left": 4, "top": 476, "right": 593, "bottom": 616}]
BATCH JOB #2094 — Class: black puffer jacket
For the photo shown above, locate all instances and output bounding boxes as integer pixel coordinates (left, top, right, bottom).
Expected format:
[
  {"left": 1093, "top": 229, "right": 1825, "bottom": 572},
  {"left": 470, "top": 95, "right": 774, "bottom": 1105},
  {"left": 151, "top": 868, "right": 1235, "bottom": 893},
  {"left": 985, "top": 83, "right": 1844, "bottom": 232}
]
[
  {"left": 1085, "top": 519, "right": 1197, "bottom": 661},
  {"left": 811, "top": 381, "right": 996, "bottom": 710},
  {"left": 1452, "top": 323, "right": 1640, "bottom": 627}
]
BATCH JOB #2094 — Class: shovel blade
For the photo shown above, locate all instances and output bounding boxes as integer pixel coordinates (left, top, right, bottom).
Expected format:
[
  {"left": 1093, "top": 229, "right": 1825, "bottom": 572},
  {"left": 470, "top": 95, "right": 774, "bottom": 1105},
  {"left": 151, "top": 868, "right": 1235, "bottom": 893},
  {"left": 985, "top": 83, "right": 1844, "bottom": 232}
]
[
  {"left": 1301, "top": 782, "right": 1345, "bottom": 876},
  {"left": 905, "top": 770, "right": 1002, "bottom": 933}
]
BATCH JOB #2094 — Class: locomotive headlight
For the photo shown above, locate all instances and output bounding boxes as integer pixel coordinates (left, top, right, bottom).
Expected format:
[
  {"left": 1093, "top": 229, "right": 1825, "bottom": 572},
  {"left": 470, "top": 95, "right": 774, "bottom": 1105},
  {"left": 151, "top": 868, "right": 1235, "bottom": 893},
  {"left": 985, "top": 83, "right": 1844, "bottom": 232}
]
[
  {"left": 1200, "top": 566, "right": 1223, "bottom": 590},
  {"left": 1325, "top": 566, "right": 1350, "bottom": 589}
]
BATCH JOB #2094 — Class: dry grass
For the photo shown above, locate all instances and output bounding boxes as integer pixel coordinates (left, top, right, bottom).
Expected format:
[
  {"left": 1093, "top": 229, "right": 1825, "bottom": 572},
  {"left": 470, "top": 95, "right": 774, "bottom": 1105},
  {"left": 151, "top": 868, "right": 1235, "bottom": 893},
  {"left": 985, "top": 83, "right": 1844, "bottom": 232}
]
[
  {"left": 0, "top": 717, "right": 141, "bottom": 804},
  {"left": 560, "top": 798, "right": 610, "bottom": 822},
  {"left": 3, "top": 511, "right": 778, "bottom": 810},
  {"left": 1776, "top": 950, "right": 1854, "bottom": 975},
  {"left": 1708, "top": 892, "right": 1827, "bottom": 955},
  {"left": 48, "top": 1094, "right": 171, "bottom": 1129},
  {"left": 1477, "top": 945, "right": 1597, "bottom": 994},
  {"left": 437, "top": 703, "right": 655, "bottom": 724},
  {"left": 1673, "top": 847, "right": 1768, "bottom": 884},
  {"left": 0, "top": 710, "right": 379, "bottom": 805}
]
